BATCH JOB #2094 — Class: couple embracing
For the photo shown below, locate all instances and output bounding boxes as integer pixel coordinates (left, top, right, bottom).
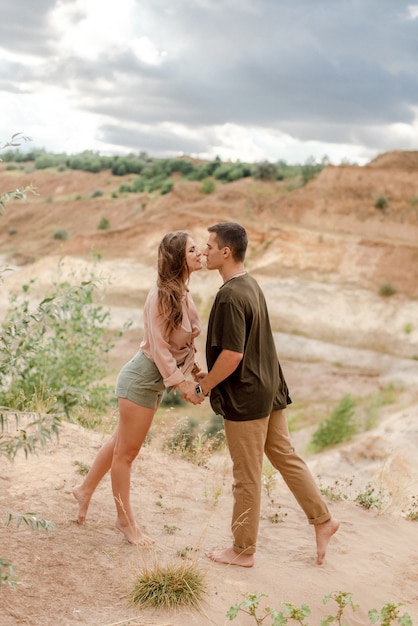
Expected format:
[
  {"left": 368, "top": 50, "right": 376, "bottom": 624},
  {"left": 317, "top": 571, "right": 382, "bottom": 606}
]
[{"left": 73, "top": 222, "right": 339, "bottom": 567}]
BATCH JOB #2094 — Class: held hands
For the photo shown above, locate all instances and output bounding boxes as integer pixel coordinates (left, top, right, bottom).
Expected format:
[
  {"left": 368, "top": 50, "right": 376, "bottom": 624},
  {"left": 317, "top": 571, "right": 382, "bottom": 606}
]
[{"left": 177, "top": 379, "right": 205, "bottom": 405}]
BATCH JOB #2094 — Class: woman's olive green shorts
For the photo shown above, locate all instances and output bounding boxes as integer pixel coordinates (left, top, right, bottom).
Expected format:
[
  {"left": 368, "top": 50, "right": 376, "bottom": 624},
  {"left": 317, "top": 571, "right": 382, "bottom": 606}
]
[{"left": 115, "top": 350, "right": 166, "bottom": 409}]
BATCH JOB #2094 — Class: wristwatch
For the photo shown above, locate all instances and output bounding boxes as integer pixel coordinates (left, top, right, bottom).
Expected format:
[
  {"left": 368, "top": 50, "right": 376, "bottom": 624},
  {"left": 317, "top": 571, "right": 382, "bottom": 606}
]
[{"left": 195, "top": 383, "right": 208, "bottom": 397}]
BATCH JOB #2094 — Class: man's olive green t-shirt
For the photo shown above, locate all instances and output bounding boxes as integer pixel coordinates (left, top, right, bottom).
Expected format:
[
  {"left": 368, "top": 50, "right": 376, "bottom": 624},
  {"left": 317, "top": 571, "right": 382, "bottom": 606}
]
[{"left": 206, "top": 273, "right": 291, "bottom": 421}]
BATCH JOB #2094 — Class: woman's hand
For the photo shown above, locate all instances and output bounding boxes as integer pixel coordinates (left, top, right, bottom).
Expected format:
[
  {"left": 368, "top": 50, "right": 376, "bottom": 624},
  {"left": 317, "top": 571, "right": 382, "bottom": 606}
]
[{"left": 177, "top": 380, "right": 205, "bottom": 405}]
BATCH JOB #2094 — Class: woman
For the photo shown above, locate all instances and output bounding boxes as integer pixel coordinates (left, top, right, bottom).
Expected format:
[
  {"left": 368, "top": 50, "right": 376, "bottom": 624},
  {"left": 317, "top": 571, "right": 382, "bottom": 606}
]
[{"left": 73, "top": 231, "right": 204, "bottom": 545}]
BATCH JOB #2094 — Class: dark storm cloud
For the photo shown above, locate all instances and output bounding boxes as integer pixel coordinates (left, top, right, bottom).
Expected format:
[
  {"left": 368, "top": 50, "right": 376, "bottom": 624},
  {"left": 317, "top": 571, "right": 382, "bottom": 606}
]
[
  {"left": 98, "top": 123, "right": 210, "bottom": 156},
  {"left": 0, "top": 0, "right": 56, "bottom": 55},
  {"left": 1, "top": 0, "right": 417, "bottom": 159}
]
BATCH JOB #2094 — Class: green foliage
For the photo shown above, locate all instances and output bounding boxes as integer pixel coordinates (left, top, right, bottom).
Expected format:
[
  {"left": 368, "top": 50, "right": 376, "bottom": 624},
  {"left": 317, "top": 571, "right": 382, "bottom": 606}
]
[
  {"left": 404, "top": 495, "right": 418, "bottom": 521},
  {"left": 0, "top": 410, "right": 62, "bottom": 460},
  {"left": 97, "top": 216, "right": 110, "bottom": 230},
  {"left": 160, "top": 178, "right": 173, "bottom": 194},
  {"left": 310, "top": 395, "right": 358, "bottom": 452},
  {"left": 0, "top": 559, "right": 17, "bottom": 590},
  {"left": 7, "top": 512, "right": 55, "bottom": 534},
  {"left": 252, "top": 160, "right": 280, "bottom": 181},
  {"left": 301, "top": 156, "right": 328, "bottom": 185},
  {"left": 130, "top": 560, "right": 206, "bottom": 609},
  {"left": 52, "top": 228, "right": 69, "bottom": 240},
  {"left": 160, "top": 388, "right": 186, "bottom": 407},
  {"left": 369, "top": 604, "right": 413, "bottom": 626},
  {"left": 319, "top": 477, "right": 353, "bottom": 502},
  {"left": 90, "top": 189, "right": 104, "bottom": 198},
  {"left": 163, "top": 414, "right": 224, "bottom": 465},
  {"left": 1, "top": 512, "right": 55, "bottom": 591},
  {"left": 354, "top": 482, "right": 389, "bottom": 511},
  {"left": 201, "top": 178, "right": 216, "bottom": 194},
  {"left": 375, "top": 195, "right": 389, "bottom": 210},
  {"left": 0, "top": 272, "right": 115, "bottom": 418},
  {"left": 227, "top": 591, "right": 413, "bottom": 625},
  {"left": 378, "top": 282, "right": 396, "bottom": 297},
  {"left": 0, "top": 134, "right": 36, "bottom": 214}
]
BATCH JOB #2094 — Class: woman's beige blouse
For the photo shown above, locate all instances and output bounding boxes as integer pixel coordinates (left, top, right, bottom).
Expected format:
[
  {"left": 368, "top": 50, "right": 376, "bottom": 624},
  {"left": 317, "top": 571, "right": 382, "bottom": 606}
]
[{"left": 140, "top": 284, "right": 201, "bottom": 388}]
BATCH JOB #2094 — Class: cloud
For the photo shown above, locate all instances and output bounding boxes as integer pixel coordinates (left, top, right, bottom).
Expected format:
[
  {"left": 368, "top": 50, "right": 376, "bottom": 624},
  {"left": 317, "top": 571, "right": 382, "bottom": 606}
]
[{"left": 1, "top": 0, "right": 417, "bottom": 164}]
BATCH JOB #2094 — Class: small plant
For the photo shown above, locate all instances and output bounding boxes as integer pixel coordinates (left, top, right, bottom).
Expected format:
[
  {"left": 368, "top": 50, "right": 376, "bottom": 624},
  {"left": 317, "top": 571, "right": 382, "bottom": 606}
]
[
  {"left": 160, "top": 388, "right": 186, "bottom": 407},
  {"left": 52, "top": 228, "right": 69, "bottom": 240},
  {"left": 8, "top": 228, "right": 18, "bottom": 235},
  {"left": 73, "top": 460, "right": 90, "bottom": 476},
  {"left": 226, "top": 591, "right": 413, "bottom": 625},
  {"left": 130, "top": 560, "right": 206, "bottom": 610},
  {"left": 176, "top": 545, "right": 198, "bottom": 559},
  {"left": 0, "top": 559, "right": 17, "bottom": 590},
  {"left": 369, "top": 603, "right": 413, "bottom": 626},
  {"left": 375, "top": 195, "right": 389, "bottom": 210},
  {"left": 201, "top": 178, "right": 215, "bottom": 194},
  {"left": 90, "top": 189, "right": 104, "bottom": 198},
  {"left": 163, "top": 524, "right": 180, "bottom": 535},
  {"left": 403, "top": 322, "right": 413, "bottom": 334},
  {"left": 404, "top": 495, "right": 418, "bottom": 521},
  {"left": 379, "top": 283, "right": 396, "bottom": 297},
  {"left": 354, "top": 482, "right": 389, "bottom": 511},
  {"left": 322, "top": 590, "right": 358, "bottom": 623},
  {"left": 319, "top": 477, "right": 353, "bottom": 502},
  {"left": 262, "top": 461, "right": 277, "bottom": 498},
  {"left": 97, "top": 216, "right": 110, "bottom": 230},
  {"left": 310, "top": 395, "right": 358, "bottom": 452},
  {"left": 7, "top": 513, "right": 55, "bottom": 534},
  {"left": 160, "top": 179, "right": 173, "bottom": 194}
]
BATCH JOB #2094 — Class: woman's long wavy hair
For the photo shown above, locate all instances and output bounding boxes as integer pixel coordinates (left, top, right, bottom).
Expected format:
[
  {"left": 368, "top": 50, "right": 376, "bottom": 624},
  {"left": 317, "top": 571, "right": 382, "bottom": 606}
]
[{"left": 157, "top": 231, "right": 190, "bottom": 331}]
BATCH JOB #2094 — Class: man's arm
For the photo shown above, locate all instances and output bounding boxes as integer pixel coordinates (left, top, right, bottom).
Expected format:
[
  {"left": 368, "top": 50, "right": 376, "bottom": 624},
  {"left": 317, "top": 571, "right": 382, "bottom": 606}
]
[{"left": 199, "top": 349, "right": 243, "bottom": 396}]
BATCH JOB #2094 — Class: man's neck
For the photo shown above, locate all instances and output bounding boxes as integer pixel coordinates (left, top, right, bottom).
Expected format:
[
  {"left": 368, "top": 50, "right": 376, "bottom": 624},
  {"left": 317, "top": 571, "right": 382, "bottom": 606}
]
[{"left": 220, "top": 265, "right": 246, "bottom": 283}]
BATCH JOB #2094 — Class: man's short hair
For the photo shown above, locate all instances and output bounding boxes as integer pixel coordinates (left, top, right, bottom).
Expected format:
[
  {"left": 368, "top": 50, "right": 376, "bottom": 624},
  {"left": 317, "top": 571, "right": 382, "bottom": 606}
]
[{"left": 208, "top": 222, "right": 248, "bottom": 262}]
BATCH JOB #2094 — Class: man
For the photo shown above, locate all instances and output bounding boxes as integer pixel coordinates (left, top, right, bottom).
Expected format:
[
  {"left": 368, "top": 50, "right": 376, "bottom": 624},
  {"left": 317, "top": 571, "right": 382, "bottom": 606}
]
[{"left": 197, "top": 222, "right": 339, "bottom": 567}]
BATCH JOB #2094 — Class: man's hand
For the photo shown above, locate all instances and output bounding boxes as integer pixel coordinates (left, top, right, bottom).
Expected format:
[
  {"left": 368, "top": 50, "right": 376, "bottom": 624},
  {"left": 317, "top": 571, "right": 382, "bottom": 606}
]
[{"left": 177, "top": 380, "right": 205, "bottom": 405}]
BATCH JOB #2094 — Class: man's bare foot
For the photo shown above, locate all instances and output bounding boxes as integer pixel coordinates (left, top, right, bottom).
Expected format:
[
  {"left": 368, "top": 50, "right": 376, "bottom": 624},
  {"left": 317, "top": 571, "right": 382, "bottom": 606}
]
[
  {"left": 315, "top": 518, "right": 340, "bottom": 564},
  {"left": 115, "top": 519, "right": 154, "bottom": 546},
  {"left": 205, "top": 547, "right": 254, "bottom": 568},
  {"left": 72, "top": 485, "right": 91, "bottom": 524}
]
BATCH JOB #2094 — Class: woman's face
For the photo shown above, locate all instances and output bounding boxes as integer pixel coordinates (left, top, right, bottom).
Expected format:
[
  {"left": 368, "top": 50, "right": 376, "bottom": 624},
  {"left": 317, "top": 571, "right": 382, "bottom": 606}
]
[{"left": 185, "top": 236, "right": 203, "bottom": 274}]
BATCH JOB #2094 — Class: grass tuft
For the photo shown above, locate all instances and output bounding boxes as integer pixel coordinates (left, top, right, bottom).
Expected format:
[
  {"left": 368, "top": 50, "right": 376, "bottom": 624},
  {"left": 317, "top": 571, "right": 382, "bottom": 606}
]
[{"left": 130, "top": 560, "right": 206, "bottom": 610}]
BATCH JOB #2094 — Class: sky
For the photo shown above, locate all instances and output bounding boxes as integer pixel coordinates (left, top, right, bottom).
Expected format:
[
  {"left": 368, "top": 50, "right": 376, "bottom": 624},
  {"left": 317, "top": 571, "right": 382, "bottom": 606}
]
[{"left": 1, "top": 0, "right": 418, "bottom": 165}]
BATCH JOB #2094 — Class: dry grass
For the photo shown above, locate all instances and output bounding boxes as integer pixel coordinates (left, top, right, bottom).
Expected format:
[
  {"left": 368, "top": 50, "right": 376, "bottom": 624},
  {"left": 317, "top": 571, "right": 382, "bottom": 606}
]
[{"left": 129, "top": 558, "right": 207, "bottom": 610}]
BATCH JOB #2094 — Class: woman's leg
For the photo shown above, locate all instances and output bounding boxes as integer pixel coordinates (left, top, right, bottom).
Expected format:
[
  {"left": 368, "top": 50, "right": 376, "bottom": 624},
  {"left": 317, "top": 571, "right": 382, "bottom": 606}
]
[
  {"left": 111, "top": 397, "right": 156, "bottom": 545},
  {"left": 73, "top": 431, "right": 117, "bottom": 523}
]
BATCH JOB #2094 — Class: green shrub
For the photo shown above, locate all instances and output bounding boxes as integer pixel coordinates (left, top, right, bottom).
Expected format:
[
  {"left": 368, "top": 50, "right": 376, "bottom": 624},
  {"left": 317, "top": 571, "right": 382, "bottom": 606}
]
[
  {"left": 379, "top": 282, "right": 396, "bottom": 297},
  {"left": 0, "top": 273, "right": 115, "bottom": 417},
  {"left": 310, "top": 394, "right": 358, "bottom": 452},
  {"left": 52, "top": 229, "right": 69, "bottom": 240},
  {"left": 160, "top": 389, "right": 186, "bottom": 407},
  {"left": 90, "top": 189, "right": 104, "bottom": 198},
  {"left": 160, "top": 179, "right": 173, "bottom": 194},
  {"left": 98, "top": 217, "right": 110, "bottom": 230},
  {"left": 375, "top": 195, "right": 389, "bottom": 210},
  {"left": 201, "top": 178, "right": 215, "bottom": 194}
]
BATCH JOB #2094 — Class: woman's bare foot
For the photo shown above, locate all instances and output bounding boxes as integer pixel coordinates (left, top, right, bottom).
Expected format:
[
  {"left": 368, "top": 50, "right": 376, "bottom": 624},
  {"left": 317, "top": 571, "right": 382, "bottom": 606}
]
[
  {"left": 115, "top": 519, "right": 154, "bottom": 546},
  {"left": 205, "top": 547, "right": 254, "bottom": 568},
  {"left": 72, "top": 485, "right": 91, "bottom": 524},
  {"left": 315, "top": 518, "right": 340, "bottom": 564}
]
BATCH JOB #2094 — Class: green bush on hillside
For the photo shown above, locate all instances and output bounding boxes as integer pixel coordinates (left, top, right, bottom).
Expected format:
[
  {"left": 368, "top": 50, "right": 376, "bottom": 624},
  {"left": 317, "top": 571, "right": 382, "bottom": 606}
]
[{"left": 310, "top": 394, "right": 358, "bottom": 452}]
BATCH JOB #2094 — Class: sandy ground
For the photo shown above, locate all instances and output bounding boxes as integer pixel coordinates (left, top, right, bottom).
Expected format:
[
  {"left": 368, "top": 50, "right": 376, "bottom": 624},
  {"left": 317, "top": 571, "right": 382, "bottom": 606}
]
[
  {"left": 1, "top": 244, "right": 418, "bottom": 624},
  {"left": 1, "top": 398, "right": 418, "bottom": 626}
]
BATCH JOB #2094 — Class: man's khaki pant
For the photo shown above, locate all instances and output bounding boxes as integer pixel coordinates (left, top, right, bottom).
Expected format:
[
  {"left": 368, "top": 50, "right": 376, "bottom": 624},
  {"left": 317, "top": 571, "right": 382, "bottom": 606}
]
[{"left": 224, "top": 410, "right": 330, "bottom": 555}]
